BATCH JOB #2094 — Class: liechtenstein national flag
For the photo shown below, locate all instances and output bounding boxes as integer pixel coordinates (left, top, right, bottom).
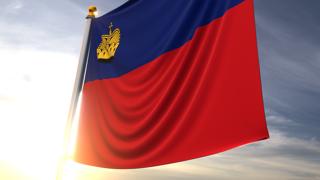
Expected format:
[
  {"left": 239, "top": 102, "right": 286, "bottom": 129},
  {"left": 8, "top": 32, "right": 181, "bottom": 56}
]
[{"left": 74, "top": 0, "right": 269, "bottom": 169}]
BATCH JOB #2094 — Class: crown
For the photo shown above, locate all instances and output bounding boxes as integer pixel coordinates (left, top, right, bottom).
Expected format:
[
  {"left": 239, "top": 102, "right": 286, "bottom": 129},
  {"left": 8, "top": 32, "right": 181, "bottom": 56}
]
[{"left": 97, "top": 22, "right": 121, "bottom": 61}]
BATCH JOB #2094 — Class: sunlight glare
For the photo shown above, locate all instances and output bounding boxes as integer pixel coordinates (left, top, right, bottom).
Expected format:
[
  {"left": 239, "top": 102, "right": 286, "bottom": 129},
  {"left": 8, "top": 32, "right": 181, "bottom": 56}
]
[{"left": 0, "top": 49, "right": 77, "bottom": 180}]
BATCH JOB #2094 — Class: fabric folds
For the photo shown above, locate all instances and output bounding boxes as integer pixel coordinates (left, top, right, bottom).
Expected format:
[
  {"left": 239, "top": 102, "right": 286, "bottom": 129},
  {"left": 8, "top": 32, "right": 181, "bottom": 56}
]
[{"left": 74, "top": 0, "right": 269, "bottom": 169}]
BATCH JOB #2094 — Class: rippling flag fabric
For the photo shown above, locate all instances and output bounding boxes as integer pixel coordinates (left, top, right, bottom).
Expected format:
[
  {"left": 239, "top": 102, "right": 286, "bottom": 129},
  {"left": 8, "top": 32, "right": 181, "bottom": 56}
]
[{"left": 74, "top": 0, "right": 269, "bottom": 168}]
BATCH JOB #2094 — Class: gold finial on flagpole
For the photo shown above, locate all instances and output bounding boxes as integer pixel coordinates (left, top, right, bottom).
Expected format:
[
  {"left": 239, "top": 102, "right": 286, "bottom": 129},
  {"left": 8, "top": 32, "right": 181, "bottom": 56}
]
[{"left": 87, "top": 6, "right": 98, "bottom": 18}]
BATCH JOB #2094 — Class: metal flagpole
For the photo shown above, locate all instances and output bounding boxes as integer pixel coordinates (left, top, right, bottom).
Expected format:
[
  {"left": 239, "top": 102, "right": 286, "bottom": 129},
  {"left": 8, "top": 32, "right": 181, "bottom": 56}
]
[{"left": 56, "top": 6, "right": 97, "bottom": 180}]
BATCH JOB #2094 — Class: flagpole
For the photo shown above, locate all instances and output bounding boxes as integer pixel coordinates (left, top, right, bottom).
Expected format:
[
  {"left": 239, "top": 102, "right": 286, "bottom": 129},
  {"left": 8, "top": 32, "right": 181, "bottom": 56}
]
[{"left": 56, "top": 6, "right": 97, "bottom": 180}]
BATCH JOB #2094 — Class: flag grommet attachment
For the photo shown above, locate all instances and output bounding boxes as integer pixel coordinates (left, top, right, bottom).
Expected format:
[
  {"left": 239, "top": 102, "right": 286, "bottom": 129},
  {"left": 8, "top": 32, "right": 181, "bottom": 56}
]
[{"left": 87, "top": 6, "right": 97, "bottom": 18}]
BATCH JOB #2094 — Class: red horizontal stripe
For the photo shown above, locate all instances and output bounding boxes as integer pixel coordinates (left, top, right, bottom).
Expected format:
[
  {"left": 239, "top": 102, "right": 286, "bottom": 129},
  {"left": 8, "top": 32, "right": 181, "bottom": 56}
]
[{"left": 74, "top": 0, "right": 269, "bottom": 168}]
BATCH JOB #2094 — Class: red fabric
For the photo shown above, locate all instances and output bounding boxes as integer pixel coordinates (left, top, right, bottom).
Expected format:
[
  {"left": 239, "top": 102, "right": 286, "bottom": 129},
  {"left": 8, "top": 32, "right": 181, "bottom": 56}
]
[{"left": 74, "top": 0, "right": 269, "bottom": 168}]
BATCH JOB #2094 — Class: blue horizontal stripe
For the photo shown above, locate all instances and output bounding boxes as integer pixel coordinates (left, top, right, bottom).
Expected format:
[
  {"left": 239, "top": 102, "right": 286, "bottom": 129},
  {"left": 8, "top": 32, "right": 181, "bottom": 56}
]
[{"left": 85, "top": 0, "right": 244, "bottom": 82}]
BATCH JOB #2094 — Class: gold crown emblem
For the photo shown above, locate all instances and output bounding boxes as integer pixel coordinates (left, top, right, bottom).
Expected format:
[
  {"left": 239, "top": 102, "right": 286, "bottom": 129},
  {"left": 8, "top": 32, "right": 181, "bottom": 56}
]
[{"left": 97, "top": 22, "right": 121, "bottom": 61}]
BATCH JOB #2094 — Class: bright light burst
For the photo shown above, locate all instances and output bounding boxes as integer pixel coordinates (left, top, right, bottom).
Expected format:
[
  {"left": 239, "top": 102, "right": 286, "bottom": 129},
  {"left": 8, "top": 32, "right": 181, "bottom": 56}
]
[{"left": 0, "top": 49, "right": 77, "bottom": 180}]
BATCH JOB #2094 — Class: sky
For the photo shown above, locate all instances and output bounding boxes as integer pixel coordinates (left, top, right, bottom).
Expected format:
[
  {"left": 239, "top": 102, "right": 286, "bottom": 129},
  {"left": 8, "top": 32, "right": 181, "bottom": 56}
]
[{"left": 0, "top": 0, "right": 319, "bottom": 179}]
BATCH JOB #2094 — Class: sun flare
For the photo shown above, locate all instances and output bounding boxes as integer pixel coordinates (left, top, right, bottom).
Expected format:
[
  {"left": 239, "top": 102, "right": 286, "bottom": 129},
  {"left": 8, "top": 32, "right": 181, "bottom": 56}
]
[{"left": 0, "top": 49, "right": 78, "bottom": 180}]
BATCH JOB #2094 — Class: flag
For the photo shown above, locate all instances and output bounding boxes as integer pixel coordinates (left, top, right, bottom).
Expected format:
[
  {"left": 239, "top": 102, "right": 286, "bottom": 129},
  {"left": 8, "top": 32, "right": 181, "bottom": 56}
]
[{"left": 74, "top": 0, "right": 269, "bottom": 169}]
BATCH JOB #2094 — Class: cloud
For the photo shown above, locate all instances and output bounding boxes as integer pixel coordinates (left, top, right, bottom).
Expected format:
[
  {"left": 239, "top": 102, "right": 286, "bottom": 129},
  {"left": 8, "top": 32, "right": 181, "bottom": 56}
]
[
  {"left": 63, "top": 114, "right": 320, "bottom": 180},
  {"left": 0, "top": 2, "right": 82, "bottom": 53},
  {"left": 0, "top": 0, "right": 128, "bottom": 54},
  {"left": 267, "top": 115, "right": 295, "bottom": 125},
  {"left": 5, "top": 1, "right": 23, "bottom": 12},
  {"left": 254, "top": 0, "right": 320, "bottom": 138}
]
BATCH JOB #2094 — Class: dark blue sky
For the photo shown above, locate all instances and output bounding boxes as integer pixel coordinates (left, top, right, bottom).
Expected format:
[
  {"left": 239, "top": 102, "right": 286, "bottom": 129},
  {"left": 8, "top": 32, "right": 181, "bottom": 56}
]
[{"left": 255, "top": 0, "right": 320, "bottom": 138}]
